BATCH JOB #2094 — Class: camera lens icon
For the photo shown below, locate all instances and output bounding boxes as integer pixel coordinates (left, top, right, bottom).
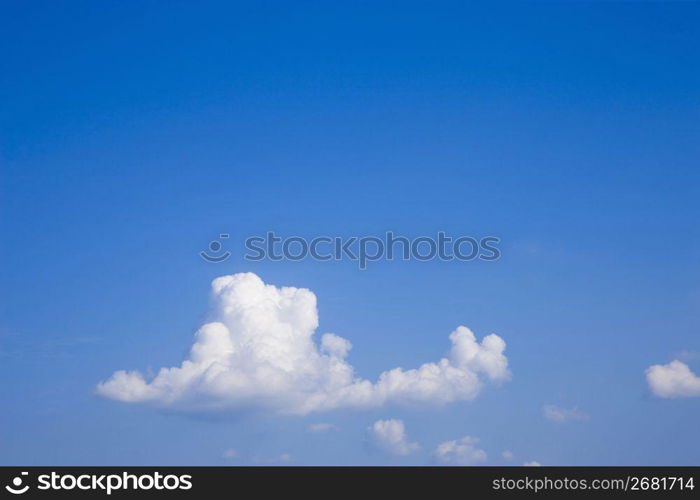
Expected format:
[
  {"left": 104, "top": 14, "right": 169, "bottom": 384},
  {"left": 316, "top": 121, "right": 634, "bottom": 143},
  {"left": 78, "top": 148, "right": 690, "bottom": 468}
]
[
  {"left": 5, "top": 472, "right": 29, "bottom": 495},
  {"left": 200, "top": 234, "right": 231, "bottom": 263}
]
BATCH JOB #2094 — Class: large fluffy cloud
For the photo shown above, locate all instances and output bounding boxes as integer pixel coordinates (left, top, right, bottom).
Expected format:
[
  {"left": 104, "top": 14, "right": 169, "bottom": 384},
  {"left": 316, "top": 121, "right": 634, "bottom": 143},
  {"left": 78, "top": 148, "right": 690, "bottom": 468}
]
[
  {"left": 97, "top": 273, "right": 509, "bottom": 415},
  {"left": 646, "top": 360, "right": 700, "bottom": 398},
  {"left": 367, "top": 419, "right": 420, "bottom": 456}
]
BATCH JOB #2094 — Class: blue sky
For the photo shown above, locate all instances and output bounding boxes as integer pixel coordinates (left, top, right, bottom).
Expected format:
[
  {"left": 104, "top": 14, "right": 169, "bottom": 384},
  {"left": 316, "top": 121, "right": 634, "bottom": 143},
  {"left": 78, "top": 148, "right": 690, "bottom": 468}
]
[{"left": 1, "top": 1, "right": 699, "bottom": 465}]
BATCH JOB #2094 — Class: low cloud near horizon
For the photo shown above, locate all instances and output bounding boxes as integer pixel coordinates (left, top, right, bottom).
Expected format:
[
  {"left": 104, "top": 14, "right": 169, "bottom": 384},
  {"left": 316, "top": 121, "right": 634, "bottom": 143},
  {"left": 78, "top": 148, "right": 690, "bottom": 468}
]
[
  {"left": 433, "top": 436, "right": 487, "bottom": 465},
  {"left": 367, "top": 419, "right": 420, "bottom": 456},
  {"left": 97, "top": 273, "right": 510, "bottom": 415}
]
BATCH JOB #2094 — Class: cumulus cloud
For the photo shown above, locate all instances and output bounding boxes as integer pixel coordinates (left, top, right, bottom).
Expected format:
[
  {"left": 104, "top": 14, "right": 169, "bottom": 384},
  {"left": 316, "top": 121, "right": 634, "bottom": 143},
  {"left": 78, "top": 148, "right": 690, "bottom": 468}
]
[
  {"left": 97, "top": 273, "right": 510, "bottom": 415},
  {"left": 433, "top": 436, "right": 487, "bottom": 465},
  {"left": 542, "top": 404, "right": 588, "bottom": 423},
  {"left": 307, "top": 422, "right": 339, "bottom": 433},
  {"left": 367, "top": 419, "right": 420, "bottom": 456},
  {"left": 523, "top": 461, "right": 541, "bottom": 466},
  {"left": 221, "top": 448, "right": 238, "bottom": 459},
  {"left": 646, "top": 360, "right": 700, "bottom": 398},
  {"left": 501, "top": 450, "right": 514, "bottom": 461}
]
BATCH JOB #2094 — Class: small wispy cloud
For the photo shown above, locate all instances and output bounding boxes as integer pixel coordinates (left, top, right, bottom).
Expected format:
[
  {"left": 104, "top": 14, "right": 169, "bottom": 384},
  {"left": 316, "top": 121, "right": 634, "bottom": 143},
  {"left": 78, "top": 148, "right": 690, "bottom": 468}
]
[
  {"left": 307, "top": 422, "right": 339, "bottom": 433},
  {"left": 674, "top": 350, "right": 700, "bottom": 362},
  {"left": 252, "top": 453, "right": 292, "bottom": 464},
  {"left": 542, "top": 404, "right": 589, "bottom": 423}
]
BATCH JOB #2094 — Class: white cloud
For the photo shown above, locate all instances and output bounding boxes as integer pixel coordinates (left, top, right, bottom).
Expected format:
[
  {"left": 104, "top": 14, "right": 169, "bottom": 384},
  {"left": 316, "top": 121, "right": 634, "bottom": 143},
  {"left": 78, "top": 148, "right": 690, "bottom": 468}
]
[
  {"left": 221, "top": 448, "right": 238, "bottom": 459},
  {"left": 433, "top": 436, "right": 487, "bottom": 465},
  {"left": 367, "top": 419, "right": 420, "bottom": 456},
  {"left": 542, "top": 404, "right": 588, "bottom": 423},
  {"left": 307, "top": 422, "right": 339, "bottom": 433},
  {"left": 97, "top": 273, "right": 510, "bottom": 415},
  {"left": 501, "top": 450, "right": 514, "bottom": 461},
  {"left": 523, "top": 461, "right": 541, "bottom": 466},
  {"left": 646, "top": 360, "right": 700, "bottom": 398}
]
